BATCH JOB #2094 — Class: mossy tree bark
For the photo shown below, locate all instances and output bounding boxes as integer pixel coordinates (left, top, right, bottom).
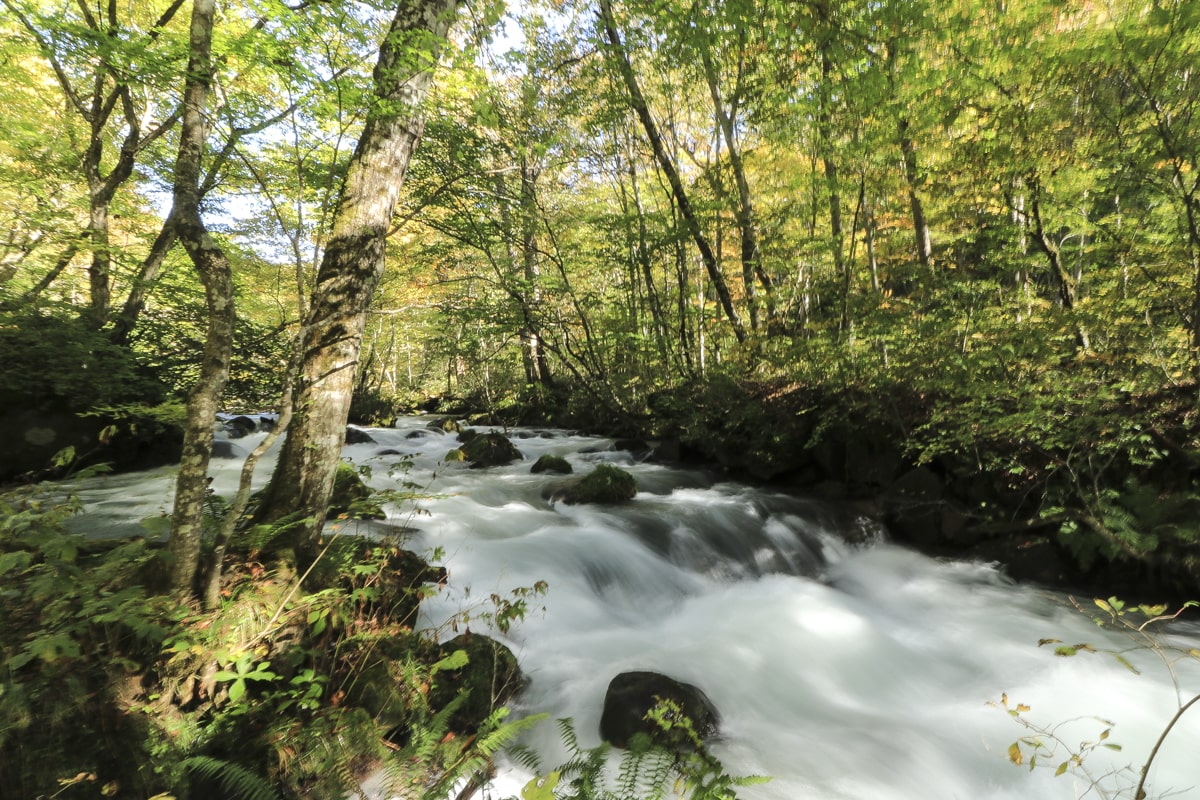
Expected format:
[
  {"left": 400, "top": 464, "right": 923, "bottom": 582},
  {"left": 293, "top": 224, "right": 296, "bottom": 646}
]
[
  {"left": 255, "top": 0, "right": 461, "bottom": 561},
  {"left": 167, "top": 0, "right": 235, "bottom": 598}
]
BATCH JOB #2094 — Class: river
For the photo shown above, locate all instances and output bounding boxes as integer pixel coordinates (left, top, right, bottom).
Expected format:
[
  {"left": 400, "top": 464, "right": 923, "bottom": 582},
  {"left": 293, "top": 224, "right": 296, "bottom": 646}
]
[{"left": 67, "top": 417, "right": 1200, "bottom": 800}]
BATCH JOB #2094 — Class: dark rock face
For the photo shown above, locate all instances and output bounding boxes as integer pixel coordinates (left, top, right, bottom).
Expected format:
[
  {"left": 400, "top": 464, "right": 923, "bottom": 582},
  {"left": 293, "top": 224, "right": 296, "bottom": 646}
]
[
  {"left": 882, "top": 466, "right": 946, "bottom": 546},
  {"left": 211, "top": 440, "right": 238, "bottom": 459},
  {"left": 429, "top": 634, "right": 525, "bottom": 736},
  {"left": 223, "top": 415, "right": 259, "bottom": 439},
  {"left": 344, "top": 426, "right": 376, "bottom": 445},
  {"left": 600, "top": 671, "right": 720, "bottom": 750},
  {"left": 531, "top": 454, "right": 573, "bottom": 475},
  {"left": 563, "top": 463, "right": 637, "bottom": 504},
  {"left": 0, "top": 408, "right": 183, "bottom": 482},
  {"left": 460, "top": 432, "right": 522, "bottom": 468}
]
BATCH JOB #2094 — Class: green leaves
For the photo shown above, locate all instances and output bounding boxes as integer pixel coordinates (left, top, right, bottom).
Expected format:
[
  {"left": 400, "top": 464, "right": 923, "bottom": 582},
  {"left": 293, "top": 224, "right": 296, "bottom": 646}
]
[
  {"left": 214, "top": 654, "right": 280, "bottom": 704},
  {"left": 520, "top": 771, "right": 560, "bottom": 800}
]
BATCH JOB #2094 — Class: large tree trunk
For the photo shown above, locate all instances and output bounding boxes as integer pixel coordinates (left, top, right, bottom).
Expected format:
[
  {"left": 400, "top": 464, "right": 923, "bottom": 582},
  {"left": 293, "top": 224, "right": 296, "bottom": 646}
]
[
  {"left": 598, "top": 0, "right": 746, "bottom": 345},
  {"left": 167, "top": 0, "right": 236, "bottom": 598},
  {"left": 255, "top": 0, "right": 460, "bottom": 561}
]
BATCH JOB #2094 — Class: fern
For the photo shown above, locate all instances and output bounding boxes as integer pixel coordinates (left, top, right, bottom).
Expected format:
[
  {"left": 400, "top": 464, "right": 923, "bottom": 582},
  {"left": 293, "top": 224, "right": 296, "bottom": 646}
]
[
  {"left": 503, "top": 718, "right": 767, "bottom": 800},
  {"left": 183, "top": 756, "right": 281, "bottom": 800}
]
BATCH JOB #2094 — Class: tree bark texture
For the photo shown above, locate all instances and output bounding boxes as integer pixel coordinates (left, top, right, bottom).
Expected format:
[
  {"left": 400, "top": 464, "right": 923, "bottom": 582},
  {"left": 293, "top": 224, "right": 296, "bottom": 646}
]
[
  {"left": 256, "top": 0, "right": 460, "bottom": 558},
  {"left": 168, "top": 0, "right": 236, "bottom": 597}
]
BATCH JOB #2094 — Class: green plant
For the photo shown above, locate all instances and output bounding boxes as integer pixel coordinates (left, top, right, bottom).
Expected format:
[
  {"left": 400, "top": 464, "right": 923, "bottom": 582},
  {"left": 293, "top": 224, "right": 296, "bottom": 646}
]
[
  {"left": 506, "top": 712, "right": 767, "bottom": 800},
  {"left": 997, "top": 597, "right": 1200, "bottom": 799}
]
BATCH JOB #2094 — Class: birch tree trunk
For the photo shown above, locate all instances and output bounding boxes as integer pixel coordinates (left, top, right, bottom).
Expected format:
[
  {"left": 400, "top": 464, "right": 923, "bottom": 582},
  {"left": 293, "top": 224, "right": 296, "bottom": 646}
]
[
  {"left": 255, "top": 0, "right": 460, "bottom": 561},
  {"left": 167, "top": 0, "right": 236, "bottom": 597}
]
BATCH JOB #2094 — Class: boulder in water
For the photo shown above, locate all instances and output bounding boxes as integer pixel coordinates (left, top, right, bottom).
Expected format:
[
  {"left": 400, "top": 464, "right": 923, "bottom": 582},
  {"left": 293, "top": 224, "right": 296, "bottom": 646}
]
[
  {"left": 563, "top": 463, "right": 637, "bottom": 504},
  {"left": 223, "top": 415, "right": 259, "bottom": 439},
  {"left": 460, "top": 432, "right": 522, "bottom": 468},
  {"left": 345, "top": 426, "right": 376, "bottom": 445},
  {"left": 600, "top": 671, "right": 720, "bottom": 750},
  {"left": 531, "top": 454, "right": 572, "bottom": 475},
  {"left": 429, "top": 634, "right": 525, "bottom": 736}
]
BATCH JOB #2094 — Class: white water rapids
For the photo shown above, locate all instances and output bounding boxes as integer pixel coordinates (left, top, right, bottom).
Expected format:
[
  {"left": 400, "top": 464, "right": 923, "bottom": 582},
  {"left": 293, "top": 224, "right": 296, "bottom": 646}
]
[{"left": 66, "top": 417, "right": 1200, "bottom": 800}]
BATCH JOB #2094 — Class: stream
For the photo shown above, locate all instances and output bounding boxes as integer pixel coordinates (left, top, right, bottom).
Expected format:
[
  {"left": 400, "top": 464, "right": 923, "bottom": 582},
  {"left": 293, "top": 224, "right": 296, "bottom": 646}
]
[{"left": 66, "top": 417, "right": 1200, "bottom": 800}]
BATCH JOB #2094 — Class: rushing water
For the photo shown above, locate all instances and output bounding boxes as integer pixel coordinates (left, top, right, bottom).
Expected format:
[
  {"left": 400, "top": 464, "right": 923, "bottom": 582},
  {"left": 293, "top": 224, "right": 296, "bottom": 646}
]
[{"left": 67, "top": 418, "right": 1200, "bottom": 800}]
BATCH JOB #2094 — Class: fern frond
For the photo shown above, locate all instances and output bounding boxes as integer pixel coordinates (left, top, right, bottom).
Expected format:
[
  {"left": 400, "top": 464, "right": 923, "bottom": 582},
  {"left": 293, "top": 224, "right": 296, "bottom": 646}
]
[{"left": 183, "top": 756, "right": 281, "bottom": 800}]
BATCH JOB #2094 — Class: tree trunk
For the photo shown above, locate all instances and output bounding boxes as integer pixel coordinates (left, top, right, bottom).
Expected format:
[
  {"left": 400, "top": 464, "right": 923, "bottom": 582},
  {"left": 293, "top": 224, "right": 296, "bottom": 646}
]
[
  {"left": 598, "top": 0, "right": 746, "bottom": 344},
  {"left": 818, "top": 51, "right": 847, "bottom": 334},
  {"left": 897, "top": 118, "right": 933, "bottom": 269},
  {"left": 167, "top": 0, "right": 236, "bottom": 598},
  {"left": 109, "top": 211, "right": 180, "bottom": 345},
  {"left": 520, "top": 157, "right": 552, "bottom": 385},
  {"left": 700, "top": 45, "right": 775, "bottom": 331},
  {"left": 255, "top": 0, "right": 460, "bottom": 561}
]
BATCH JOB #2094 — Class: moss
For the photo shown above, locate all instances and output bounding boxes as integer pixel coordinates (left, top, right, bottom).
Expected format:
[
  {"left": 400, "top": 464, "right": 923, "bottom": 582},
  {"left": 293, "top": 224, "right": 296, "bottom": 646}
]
[
  {"left": 459, "top": 432, "right": 522, "bottom": 468},
  {"left": 563, "top": 463, "right": 637, "bottom": 504},
  {"left": 428, "top": 634, "right": 524, "bottom": 736},
  {"left": 531, "top": 454, "right": 572, "bottom": 474},
  {"left": 444, "top": 448, "right": 465, "bottom": 462}
]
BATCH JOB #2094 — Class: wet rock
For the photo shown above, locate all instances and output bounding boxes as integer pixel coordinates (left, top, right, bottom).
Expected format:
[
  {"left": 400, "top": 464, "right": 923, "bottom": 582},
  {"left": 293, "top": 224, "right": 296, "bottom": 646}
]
[
  {"left": 531, "top": 454, "right": 572, "bottom": 475},
  {"left": 460, "top": 432, "right": 522, "bottom": 468},
  {"left": 345, "top": 426, "right": 376, "bottom": 445},
  {"left": 428, "top": 417, "right": 461, "bottom": 433},
  {"left": 882, "top": 466, "right": 945, "bottom": 546},
  {"left": 563, "top": 463, "right": 637, "bottom": 504},
  {"left": 223, "top": 415, "right": 259, "bottom": 439},
  {"left": 212, "top": 440, "right": 238, "bottom": 459},
  {"left": 429, "top": 634, "right": 525, "bottom": 736},
  {"left": 600, "top": 671, "right": 720, "bottom": 750}
]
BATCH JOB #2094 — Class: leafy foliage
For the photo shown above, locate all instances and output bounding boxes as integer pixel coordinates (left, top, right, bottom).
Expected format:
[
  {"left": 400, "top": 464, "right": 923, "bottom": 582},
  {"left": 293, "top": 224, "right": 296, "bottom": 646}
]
[
  {"left": 997, "top": 597, "right": 1200, "bottom": 799},
  {"left": 506, "top": 714, "right": 766, "bottom": 800},
  {"left": 0, "top": 477, "right": 531, "bottom": 800}
]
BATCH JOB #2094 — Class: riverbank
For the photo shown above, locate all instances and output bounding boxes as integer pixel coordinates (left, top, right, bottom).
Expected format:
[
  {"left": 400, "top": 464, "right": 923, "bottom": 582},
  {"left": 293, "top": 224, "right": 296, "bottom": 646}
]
[{"left": 426, "top": 371, "right": 1200, "bottom": 605}]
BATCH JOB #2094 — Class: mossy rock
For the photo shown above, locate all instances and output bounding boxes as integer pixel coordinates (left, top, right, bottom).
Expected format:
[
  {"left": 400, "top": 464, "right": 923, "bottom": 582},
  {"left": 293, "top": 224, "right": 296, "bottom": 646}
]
[
  {"left": 428, "top": 417, "right": 462, "bottom": 433},
  {"left": 330, "top": 461, "right": 381, "bottom": 518},
  {"left": 531, "top": 454, "right": 572, "bottom": 475},
  {"left": 460, "top": 432, "right": 522, "bottom": 468},
  {"left": 428, "top": 634, "right": 525, "bottom": 736},
  {"left": 444, "top": 448, "right": 466, "bottom": 463},
  {"left": 305, "top": 537, "right": 447, "bottom": 618},
  {"left": 563, "top": 463, "right": 637, "bottom": 504},
  {"left": 600, "top": 671, "right": 720, "bottom": 751},
  {"left": 456, "top": 428, "right": 479, "bottom": 444}
]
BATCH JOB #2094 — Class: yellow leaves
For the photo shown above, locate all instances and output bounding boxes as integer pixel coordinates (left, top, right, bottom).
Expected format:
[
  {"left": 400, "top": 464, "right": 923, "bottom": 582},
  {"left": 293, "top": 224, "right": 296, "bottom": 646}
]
[{"left": 1007, "top": 741, "right": 1023, "bottom": 765}]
